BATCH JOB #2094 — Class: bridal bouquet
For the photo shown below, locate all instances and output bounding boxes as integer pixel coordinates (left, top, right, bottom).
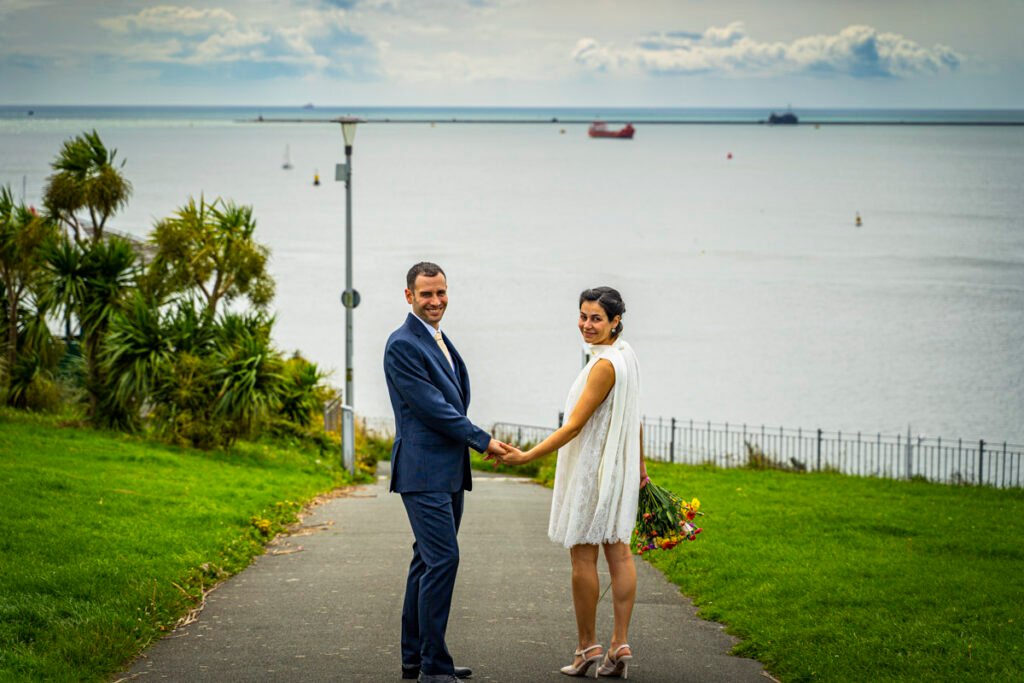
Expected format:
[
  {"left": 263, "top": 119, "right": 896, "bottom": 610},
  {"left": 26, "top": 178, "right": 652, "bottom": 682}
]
[{"left": 634, "top": 482, "right": 703, "bottom": 554}]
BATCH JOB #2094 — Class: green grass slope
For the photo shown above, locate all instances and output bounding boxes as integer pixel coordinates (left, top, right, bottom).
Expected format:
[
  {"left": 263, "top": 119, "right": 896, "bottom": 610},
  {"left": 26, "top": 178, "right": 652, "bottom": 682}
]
[
  {"left": 0, "top": 410, "right": 356, "bottom": 681},
  {"left": 645, "top": 462, "right": 1024, "bottom": 682}
]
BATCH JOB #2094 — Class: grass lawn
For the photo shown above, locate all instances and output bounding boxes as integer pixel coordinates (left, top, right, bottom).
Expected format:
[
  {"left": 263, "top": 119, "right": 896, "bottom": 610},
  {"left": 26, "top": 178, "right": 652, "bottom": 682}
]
[
  {"left": 645, "top": 461, "right": 1024, "bottom": 682},
  {"left": 0, "top": 410, "right": 360, "bottom": 682}
]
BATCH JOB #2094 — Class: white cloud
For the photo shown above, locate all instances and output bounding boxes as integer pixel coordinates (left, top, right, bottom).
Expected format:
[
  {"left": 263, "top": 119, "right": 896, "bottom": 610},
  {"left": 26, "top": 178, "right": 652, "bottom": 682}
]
[
  {"left": 574, "top": 23, "right": 962, "bottom": 79},
  {"left": 130, "top": 38, "right": 186, "bottom": 63},
  {"left": 703, "top": 21, "right": 746, "bottom": 49},
  {"left": 189, "top": 28, "right": 269, "bottom": 63},
  {"left": 93, "top": 5, "right": 363, "bottom": 70},
  {"left": 99, "top": 5, "right": 237, "bottom": 36}
]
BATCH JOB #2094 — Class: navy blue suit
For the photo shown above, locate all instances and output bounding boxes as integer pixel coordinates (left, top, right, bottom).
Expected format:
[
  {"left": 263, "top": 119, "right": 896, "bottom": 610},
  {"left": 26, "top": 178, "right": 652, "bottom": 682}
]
[{"left": 384, "top": 313, "right": 491, "bottom": 676}]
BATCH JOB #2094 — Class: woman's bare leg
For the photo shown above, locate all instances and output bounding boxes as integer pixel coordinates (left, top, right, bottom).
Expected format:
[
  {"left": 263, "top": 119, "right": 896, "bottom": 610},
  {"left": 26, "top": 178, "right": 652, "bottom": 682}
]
[
  {"left": 603, "top": 541, "right": 636, "bottom": 657},
  {"left": 569, "top": 544, "right": 602, "bottom": 664}
]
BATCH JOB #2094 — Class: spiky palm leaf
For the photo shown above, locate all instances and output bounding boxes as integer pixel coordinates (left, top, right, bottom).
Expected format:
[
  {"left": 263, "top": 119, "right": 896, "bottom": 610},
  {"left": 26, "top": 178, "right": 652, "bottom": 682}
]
[
  {"left": 278, "top": 355, "right": 324, "bottom": 427},
  {"left": 164, "top": 297, "right": 217, "bottom": 354},
  {"left": 212, "top": 313, "right": 285, "bottom": 439},
  {"left": 78, "top": 236, "right": 137, "bottom": 338},
  {"left": 100, "top": 292, "right": 175, "bottom": 429},
  {"left": 41, "top": 235, "right": 89, "bottom": 336}
]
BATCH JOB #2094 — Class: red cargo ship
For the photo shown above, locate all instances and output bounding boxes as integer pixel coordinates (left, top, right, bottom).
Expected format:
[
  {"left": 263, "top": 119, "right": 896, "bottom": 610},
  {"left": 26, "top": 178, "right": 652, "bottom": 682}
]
[{"left": 588, "top": 122, "right": 635, "bottom": 139}]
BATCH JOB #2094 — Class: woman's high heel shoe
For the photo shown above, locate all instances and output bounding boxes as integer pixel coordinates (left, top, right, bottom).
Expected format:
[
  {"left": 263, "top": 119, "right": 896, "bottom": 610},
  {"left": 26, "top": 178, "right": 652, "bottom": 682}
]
[
  {"left": 560, "top": 644, "right": 604, "bottom": 678},
  {"left": 597, "top": 644, "right": 633, "bottom": 679}
]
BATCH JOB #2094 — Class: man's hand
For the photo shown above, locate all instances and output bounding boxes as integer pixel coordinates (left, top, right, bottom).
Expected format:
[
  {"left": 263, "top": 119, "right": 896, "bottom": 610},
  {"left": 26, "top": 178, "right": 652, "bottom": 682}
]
[{"left": 484, "top": 439, "right": 508, "bottom": 459}]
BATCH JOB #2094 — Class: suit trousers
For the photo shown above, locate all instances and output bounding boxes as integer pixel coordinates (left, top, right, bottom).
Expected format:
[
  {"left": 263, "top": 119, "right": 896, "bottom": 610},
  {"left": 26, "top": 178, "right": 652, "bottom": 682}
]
[{"left": 400, "top": 490, "right": 465, "bottom": 675}]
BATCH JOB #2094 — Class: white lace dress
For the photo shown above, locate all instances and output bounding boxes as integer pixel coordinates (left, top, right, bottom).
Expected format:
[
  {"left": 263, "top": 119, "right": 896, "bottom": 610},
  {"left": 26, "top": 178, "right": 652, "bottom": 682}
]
[{"left": 548, "top": 339, "right": 642, "bottom": 548}]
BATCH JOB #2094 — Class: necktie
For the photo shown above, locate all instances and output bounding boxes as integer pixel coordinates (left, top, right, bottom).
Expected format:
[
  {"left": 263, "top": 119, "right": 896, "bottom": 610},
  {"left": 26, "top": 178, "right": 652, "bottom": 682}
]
[{"left": 434, "top": 331, "right": 453, "bottom": 369}]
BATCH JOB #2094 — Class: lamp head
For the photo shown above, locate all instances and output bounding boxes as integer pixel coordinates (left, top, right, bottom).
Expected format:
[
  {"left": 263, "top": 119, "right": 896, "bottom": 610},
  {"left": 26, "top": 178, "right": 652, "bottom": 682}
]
[{"left": 338, "top": 116, "right": 360, "bottom": 148}]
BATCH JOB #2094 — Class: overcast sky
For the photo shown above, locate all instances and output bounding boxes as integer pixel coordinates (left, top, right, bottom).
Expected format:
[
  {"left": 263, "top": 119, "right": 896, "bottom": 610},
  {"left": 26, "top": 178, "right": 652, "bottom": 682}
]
[{"left": 2, "top": 0, "right": 1021, "bottom": 108}]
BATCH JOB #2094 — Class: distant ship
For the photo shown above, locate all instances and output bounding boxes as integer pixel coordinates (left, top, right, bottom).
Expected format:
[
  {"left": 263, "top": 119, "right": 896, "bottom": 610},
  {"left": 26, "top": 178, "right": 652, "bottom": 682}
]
[
  {"left": 588, "top": 122, "right": 635, "bottom": 139},
  {"left": 302, "top": 103, "right": 315, "bottom": 110},
  {"left": 767, "top": 112, "right": 798, "bottom": 124}
]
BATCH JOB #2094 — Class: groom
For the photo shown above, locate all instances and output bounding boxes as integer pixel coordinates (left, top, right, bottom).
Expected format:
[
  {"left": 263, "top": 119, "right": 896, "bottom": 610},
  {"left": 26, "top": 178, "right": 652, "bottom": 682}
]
[{"left": 384, "top": 262, "right": 507, "bottom": 683}]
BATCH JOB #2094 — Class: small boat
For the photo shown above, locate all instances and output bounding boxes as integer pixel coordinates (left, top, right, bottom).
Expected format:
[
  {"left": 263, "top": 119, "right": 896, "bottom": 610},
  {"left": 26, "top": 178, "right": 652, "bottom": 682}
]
[
  {"left": 588, "top": 122, "right": 635, "bottom": 139},
  {"left": 282, "top": 144, "right": 293, "bottom": 170}
]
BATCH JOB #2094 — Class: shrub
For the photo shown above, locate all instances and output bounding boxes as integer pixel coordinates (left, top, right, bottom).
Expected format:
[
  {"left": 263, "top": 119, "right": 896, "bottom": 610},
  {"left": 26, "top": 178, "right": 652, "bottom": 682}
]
[
  {"left": 744, "top": 440, "right": 805, "bottom": 471},
  {"left": 278, "top": 354, "right": 324, "bottom": 427},
  {"left": 22, "top": 374, "right": 63, "bottom": 412}
]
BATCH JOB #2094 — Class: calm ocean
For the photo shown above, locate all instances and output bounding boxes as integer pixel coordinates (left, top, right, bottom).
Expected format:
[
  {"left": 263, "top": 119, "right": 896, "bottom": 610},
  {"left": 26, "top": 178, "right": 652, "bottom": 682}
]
[{"left": 2, "top": 106, "right": 1022, "bottom": 442}]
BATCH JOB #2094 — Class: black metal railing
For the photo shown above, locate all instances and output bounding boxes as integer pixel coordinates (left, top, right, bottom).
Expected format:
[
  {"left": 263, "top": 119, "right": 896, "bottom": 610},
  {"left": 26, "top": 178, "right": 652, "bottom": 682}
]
[{"left": 492, "top": 418, "right": 1023, "bottom": 489}]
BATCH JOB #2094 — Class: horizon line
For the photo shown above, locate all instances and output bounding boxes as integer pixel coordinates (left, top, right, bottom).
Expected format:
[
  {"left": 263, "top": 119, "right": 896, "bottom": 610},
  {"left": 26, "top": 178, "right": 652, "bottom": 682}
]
[{"left": 3, "top": 103, "right": 1024, "bottom": 112}]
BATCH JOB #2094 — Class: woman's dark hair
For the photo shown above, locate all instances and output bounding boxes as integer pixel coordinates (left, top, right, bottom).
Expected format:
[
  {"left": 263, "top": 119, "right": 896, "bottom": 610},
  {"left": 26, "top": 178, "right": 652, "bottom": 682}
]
[
  {"left": 579, "top": 286, "right": 626, "bottom": 337},
  {"left": 406, "top": 261, "right": 446, "bottom": 290}
]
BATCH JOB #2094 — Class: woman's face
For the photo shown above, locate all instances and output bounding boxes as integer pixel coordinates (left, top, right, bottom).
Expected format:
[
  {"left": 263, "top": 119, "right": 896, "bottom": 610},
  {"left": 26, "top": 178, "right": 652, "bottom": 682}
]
[{"left": 579, "top": 300, "right": 620, "bottom": 346}]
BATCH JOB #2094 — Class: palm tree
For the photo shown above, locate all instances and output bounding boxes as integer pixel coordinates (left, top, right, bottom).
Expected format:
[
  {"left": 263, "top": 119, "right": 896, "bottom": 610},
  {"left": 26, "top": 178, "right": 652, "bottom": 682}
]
[
  {"left": 146, "top": 197, "right": 275, "bottom": 322},
  {"left": 211, "top": 311, "right": 284, "bottom": 443},
  {"left": 43, "top": 234, "right": 137, "bottom": 418},
  {"left": 99, "top": 292, "right": 174, "bottom": 430},
  {"left": 0, "top": 186, "right": 59, "bottom": 403},
  {"left": 41, "top": 234, "right": 88, "bottom": 342},
  {"left": 278, "top": 354, "right": 324, "bottom": 427},
  {"left": 43, "top": 130, "right": 132, "bottom": 246},
  {"left": 4, "top": 291, "right": 63, "bottom": 408}
]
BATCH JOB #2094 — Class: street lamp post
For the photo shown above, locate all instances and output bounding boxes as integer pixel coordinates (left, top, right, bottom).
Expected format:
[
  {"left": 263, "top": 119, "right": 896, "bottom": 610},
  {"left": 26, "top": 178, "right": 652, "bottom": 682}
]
[{"left": 336, "top": 117, "right": 361, "bottom": 475}]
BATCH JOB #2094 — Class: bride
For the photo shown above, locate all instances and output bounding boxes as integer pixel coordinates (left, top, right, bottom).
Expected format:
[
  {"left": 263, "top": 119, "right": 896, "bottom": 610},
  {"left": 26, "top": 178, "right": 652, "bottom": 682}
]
[{"left": 490, "top": 286, "right": 648, "bottom": 679}]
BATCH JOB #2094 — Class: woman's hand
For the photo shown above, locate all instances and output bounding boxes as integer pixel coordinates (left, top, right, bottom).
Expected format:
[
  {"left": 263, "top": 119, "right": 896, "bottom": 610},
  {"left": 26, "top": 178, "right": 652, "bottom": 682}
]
[
  {"left": 497, "top": 446, "right": 531, "bottom": 466},
  {"left": 640, "top": 471, "right": 650, "bottom": 489}
]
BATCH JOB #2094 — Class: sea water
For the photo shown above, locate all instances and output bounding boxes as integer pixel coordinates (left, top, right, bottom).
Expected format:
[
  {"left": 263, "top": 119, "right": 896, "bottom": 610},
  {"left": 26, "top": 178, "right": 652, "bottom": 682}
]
[{"left": 1, "top": 107, "right": 1022, "bottom": 442}]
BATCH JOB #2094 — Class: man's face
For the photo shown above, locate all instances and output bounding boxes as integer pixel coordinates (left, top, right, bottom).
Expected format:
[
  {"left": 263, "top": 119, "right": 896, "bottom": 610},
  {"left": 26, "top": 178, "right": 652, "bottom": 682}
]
[{"left": 406, "top": 273, "right": 448, "bottom": 327}]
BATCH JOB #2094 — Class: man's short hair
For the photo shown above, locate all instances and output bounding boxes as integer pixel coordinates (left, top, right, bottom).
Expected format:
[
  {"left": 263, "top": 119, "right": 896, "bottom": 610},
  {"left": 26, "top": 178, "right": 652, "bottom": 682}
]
[{"left": 406, "top": 262, "right": 446, "bottom": 291}]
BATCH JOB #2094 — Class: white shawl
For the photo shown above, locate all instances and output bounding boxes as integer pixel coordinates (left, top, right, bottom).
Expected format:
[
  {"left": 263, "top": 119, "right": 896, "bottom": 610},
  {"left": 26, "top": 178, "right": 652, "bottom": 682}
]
[{"left": 548, "top": 338, "right": 642, "bottom": 547}]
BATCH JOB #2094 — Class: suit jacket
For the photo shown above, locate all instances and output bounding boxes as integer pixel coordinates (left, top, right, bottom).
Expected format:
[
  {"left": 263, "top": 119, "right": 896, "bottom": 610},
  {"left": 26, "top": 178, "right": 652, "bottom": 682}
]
[{"left": 384, "top": 313, "right": 491, "bottom": 493}]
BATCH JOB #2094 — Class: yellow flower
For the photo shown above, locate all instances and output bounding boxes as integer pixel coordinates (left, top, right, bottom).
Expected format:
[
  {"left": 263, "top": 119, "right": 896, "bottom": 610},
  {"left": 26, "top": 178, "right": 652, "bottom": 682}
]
[{"left": 690, "top": 498, "right": 701, "bottom": 511}]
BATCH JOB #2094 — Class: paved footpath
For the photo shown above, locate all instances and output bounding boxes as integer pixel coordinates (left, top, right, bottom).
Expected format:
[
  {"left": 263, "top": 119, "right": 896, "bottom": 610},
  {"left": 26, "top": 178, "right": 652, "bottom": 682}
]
[{"left": 119, "top": 466, "right": 768, "bottom": 683}]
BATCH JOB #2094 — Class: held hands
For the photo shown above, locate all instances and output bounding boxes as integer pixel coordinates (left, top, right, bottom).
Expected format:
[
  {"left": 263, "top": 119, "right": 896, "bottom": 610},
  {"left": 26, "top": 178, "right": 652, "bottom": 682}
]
[
  {"left": 483, "top": 440, "right": 530, "bottom": 466},
  {"left": 496, "top": 445, "right": 530, "bottom": 466},
  {"left": 485, "top": 439, "right": 509, "bottom": 458}
]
